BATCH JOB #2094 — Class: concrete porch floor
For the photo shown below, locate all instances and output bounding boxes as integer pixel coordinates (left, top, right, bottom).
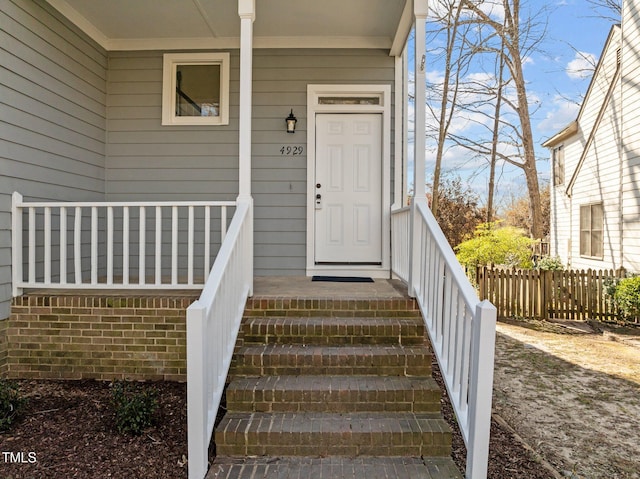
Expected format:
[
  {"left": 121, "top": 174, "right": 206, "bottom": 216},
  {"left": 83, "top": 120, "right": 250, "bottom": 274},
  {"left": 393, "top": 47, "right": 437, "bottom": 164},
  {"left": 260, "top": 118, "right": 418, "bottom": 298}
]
[
  {"left": 23, "top": 277, "right": 411, "bottom": 300},
  {"left": 252, "top": 276, "right": 410, "bottom": 299}
]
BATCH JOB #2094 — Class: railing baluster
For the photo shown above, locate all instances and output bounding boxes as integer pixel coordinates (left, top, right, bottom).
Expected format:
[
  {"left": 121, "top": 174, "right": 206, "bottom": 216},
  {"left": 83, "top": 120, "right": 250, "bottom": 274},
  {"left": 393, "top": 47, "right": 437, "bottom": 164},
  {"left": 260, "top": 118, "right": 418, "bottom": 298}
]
[
  {"left": 221, "top": 205, "right": 227, "bottom": 242},
  {"left": 155, "top": 206, "right": 162, "bottom": 285},
  {"left": 123, "top": 206, "right": 129, "bottom": 285},
  {"left": 44, "top": 207, "right": 51, "bottom": 285},
  {"left": 188, "top": 206, "right": 194, "bottom": 285},
  {"left": 172, "top": 206, "right": 178, "bottom": 285},
  {"left": 28, "top": 207, "right": 35, "bottom": 284},
  {"left": 74, "top": 207, "right": 82, "bottom": 284},
  {"left": 139, "top": 206, "right": 146, "bottom": 285},
  {"left": 107, "top": 207, "right": 114, "bottom": 285},
  {"left": 204, "top": 206, "right": 211, "bottom": 282},
  {"left": 60, "top": 207, "right": 67, "bottom": 285},
  {"left": 459, "top": 310, "right": 471, "bottom": 421},
  {"left": 442, "top": 266, "right": 452, "bottom": 369},
  {"left": 91, "top": 206, "right": 97, "bottom": 285}
]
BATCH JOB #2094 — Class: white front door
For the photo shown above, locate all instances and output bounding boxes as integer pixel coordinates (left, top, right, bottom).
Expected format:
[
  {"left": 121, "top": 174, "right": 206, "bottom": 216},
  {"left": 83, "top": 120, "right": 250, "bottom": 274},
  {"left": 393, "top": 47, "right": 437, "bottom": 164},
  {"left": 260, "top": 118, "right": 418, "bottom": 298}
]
[{"left": 314, "top": 113, "right": 382, "bottom": 264}]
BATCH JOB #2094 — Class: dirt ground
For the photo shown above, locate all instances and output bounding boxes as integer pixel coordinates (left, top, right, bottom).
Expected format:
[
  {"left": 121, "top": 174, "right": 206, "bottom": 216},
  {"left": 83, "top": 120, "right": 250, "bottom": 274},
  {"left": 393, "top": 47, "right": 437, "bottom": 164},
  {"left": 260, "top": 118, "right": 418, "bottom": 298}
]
[{"left": 493, "top": 319, "right": 640, "bottom": 479}]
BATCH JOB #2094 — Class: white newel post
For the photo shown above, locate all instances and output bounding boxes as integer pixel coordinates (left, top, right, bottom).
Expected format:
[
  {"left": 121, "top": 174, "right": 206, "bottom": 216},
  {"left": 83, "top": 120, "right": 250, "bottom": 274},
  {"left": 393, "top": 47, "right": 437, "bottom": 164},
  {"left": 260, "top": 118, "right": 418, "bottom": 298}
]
[
  {"left": 467, "top": 300, "right": 497, "bottom": 479},
  {"left": 186, "top": 300, "right": 207, "bottom": 479},
  {"left": 238, "top": 0, "right": 255, "bottom": 295},
  {"left": 408, "top": 1, "right": 428, "bottom": 298}
]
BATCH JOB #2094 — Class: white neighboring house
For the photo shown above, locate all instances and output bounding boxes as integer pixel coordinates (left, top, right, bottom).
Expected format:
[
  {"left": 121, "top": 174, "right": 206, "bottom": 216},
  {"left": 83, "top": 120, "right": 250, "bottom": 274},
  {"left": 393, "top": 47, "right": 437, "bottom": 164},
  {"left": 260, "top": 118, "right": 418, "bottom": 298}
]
[{"left": 543, "top": 11, "right": 640, "bottom": 273}]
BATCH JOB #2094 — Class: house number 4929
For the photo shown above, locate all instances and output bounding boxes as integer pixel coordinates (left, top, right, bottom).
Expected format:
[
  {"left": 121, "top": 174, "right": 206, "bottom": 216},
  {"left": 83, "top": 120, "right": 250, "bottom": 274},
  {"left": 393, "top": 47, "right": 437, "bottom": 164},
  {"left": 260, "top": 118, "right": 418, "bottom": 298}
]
[{"left": 280, "top": 146, "right": 304, "bottom": 156}]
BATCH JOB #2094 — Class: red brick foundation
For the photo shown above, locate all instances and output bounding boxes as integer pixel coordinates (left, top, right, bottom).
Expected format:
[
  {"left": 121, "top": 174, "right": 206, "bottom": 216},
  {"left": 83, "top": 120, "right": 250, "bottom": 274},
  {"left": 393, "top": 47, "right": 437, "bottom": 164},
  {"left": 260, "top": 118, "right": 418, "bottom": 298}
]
[{"left": 4, "top": 293, "right": 199, "bottom": 381}]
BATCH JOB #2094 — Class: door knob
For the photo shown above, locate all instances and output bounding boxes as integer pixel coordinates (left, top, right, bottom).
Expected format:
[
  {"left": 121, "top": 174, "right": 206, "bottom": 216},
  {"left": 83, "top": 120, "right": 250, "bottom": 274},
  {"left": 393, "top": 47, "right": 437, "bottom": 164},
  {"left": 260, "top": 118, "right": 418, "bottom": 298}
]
[
  {"left": 316, "top": 183, "right": 321, "bottom": 188},
  {"left": 316, "top": 194, "right": 321, "bottom": 199}
]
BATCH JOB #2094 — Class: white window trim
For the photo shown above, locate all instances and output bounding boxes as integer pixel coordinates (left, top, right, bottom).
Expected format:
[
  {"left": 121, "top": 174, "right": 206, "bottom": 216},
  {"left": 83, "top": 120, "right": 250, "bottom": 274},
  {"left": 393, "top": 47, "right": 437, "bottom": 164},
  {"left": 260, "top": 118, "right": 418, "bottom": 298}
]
[{"left": 162, "top": 52, "right": 230, "bottom": 126}]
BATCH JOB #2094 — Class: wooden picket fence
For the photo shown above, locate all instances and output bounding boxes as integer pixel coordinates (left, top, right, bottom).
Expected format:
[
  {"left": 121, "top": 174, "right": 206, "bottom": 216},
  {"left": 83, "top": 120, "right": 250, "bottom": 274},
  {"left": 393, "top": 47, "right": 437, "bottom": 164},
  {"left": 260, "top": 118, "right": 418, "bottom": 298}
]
[{"left": 475, "top": 266, "right": 632, "bottom": 322}]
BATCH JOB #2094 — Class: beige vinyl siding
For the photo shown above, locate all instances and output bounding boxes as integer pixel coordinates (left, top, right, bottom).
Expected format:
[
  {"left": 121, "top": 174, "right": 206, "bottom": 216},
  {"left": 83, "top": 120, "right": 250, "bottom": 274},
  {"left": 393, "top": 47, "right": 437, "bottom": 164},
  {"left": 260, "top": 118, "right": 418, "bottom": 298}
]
[
  {"left": 570, "top": 43, "right": 622, "bottom": 270},
  {"left": 106, "top": 48, "right": 395, "bottom": 276},
  {"left": 551, "top": 32, "right": 619, "bottom": 267},
  {"left": 0, "top": 0, "right": 107, "bottom": 319},
  {"left": 622, "top": 1, "right": 640, "bottom": 272}
]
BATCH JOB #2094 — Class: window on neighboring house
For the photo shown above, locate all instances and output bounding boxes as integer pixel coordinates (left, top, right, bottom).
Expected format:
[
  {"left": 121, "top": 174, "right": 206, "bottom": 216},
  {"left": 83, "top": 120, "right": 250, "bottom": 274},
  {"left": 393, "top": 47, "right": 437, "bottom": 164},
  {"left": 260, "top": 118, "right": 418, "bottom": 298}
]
[
  {"left": 553, "top": 145, "right": 564, "bottom": 186},
  {"left": 162, "top": 53, "right": 230, "bottom": 126},
  {"left": 580, "top": 203, "right": 604, "bottom": 258}
]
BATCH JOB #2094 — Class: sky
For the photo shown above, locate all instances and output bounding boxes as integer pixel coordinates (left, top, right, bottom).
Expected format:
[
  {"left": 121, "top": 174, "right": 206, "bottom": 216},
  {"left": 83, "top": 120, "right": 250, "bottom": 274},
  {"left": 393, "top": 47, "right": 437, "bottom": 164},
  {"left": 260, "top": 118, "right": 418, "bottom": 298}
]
[{"left": 417, "top": 0, "right": 620, "bottom": 210}]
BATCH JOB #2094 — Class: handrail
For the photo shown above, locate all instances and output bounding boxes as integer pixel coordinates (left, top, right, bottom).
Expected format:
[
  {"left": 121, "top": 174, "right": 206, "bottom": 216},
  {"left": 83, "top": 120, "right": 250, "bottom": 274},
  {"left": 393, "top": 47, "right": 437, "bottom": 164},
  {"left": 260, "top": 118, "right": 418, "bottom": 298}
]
[
  {"left": 394, "top": 200, "right": 497, "bottom": 479},
  {"left": 11, "top": 192, "right": 235, "bottom": 294},
  {"left": 186, "top": 199, "right": 252, "bottom": 479}
]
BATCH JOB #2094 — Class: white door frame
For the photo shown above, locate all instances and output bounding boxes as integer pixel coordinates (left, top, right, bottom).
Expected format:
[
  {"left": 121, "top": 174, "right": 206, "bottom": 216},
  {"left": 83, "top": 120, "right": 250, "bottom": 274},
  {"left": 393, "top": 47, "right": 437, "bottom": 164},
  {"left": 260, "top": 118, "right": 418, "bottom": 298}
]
[{"left": 306, "top": 84, "right": 391, "bottom": 278}]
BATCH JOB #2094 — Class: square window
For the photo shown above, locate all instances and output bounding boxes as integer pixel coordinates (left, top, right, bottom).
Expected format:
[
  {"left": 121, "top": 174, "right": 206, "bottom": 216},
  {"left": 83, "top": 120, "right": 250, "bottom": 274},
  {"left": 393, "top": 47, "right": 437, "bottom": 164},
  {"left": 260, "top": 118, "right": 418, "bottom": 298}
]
[{"left": 162, "top": 53, "right": 229, "bottom": 126}]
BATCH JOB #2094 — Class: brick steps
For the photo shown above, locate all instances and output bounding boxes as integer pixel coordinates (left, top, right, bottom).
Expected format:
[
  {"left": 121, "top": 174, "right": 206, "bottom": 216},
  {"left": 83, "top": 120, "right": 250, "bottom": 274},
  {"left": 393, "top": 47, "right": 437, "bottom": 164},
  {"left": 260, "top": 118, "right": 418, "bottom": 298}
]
[
  {"left": 241, "top": 316, "right": 426, "bottom": 345},
  {"left": 243, "top": 297, "right": 421, "bottom": 319},
  {"left": 230, "top": 344, "right": 432, "bottom": 377},
  {"left": 215, "top": 412, "right": 452, "bottom": 457},
  {"left": 209, "top": 295, "right": 462, "bottom": 479},
  {"left": 211, "top": 456, "right": 463, "bottom": 479},
  {"left": 226, "top": 375, "right": 441, "bottom": 413}
]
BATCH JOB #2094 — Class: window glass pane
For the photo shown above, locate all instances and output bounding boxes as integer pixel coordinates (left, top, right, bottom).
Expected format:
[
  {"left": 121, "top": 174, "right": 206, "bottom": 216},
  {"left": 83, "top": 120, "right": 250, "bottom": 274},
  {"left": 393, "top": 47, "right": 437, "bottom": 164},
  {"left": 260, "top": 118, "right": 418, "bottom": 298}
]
[
  {"left": 591, "top": 204, "right": 603, "bottom": 229},
  {"left": 175, "top": 64, "right": 221, "bottom": 117},
  {"left": 318, "top": 96, "right": 380, "bottom": 105},
  {"left": 591, "top": 231, "right": 603, "bottom": 257},
  {"left": 580, "top": 206, "right": 590, "bottom": 230},
  {"left": 580, "top": 231, "right": 590, "bottom": 256},
  {"left": 553, "top": 146, "right": 564, "bottom": 186}
]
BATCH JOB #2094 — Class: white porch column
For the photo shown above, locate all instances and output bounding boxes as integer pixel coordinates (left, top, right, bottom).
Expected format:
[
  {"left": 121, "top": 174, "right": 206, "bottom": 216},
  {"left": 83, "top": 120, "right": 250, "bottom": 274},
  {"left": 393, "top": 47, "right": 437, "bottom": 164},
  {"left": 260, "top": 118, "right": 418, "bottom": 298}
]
[
  {"left": 238, "top": 0, "right": 255, "bottom": 294},
  {"left": 413, "top": 0, "right": 428, "bottom": 201},
  {"left": 238, "top": 0, "right": 255, "bottom": 200},
  {"left": 408, "top": 0, "right": 428, "bottom": 297}
]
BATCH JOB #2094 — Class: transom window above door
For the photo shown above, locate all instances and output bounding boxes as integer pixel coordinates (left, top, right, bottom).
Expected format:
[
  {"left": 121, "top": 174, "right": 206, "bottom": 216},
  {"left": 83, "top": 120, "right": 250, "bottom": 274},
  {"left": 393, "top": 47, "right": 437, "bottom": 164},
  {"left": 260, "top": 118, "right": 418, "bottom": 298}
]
[{"left": 162, "top": 53, "right": 230, "bottom": 126}]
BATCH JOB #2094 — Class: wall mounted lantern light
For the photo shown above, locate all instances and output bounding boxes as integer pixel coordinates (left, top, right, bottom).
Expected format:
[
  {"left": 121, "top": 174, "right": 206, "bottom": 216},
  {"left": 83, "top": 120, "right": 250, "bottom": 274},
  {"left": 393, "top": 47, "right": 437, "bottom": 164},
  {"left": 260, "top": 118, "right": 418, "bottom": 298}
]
[{"left": 286, "top": 109, "right": 297, "bottom": 133}]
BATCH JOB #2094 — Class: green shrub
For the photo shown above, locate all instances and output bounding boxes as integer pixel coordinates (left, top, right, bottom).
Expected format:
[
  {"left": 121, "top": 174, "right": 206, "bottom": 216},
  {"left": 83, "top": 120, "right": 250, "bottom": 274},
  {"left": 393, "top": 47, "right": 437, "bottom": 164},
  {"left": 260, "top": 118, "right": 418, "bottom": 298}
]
[
  {"left": 455, "top": 222, "right": 536, "bottom": 269},
  {"left": 535, "top": 256, "right": 565, "bottom": 271},
  {"left": 613, "top": 276, "right": 640, "bottom": 320},
  {"left": 110, "top": 381, "right": 159, "bottom": 435},
  {"left": 0, "top": 380, "right": 25, "bottom": 432}
]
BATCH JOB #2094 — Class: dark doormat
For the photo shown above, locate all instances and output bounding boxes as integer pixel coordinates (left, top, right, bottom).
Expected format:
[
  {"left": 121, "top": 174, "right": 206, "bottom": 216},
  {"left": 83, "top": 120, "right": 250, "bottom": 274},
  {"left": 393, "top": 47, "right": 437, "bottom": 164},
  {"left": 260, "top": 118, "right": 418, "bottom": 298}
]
[{"left": 311, "top": 276, "right": 374, "bottom": 283}]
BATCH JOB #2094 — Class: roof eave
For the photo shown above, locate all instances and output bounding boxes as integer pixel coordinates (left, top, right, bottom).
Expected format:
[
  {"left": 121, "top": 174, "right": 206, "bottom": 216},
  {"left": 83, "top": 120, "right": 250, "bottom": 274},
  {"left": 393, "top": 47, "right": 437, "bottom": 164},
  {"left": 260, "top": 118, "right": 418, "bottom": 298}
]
[{"left": 541, "top": 121, "right": 579, "bottom": 148}]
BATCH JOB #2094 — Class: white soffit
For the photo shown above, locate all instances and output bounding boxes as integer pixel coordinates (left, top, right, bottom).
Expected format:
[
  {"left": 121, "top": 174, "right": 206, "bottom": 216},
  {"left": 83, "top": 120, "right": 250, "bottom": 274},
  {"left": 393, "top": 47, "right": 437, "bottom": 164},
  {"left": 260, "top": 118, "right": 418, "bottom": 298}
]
[{"left": 46, "top": 0, "right": 407, "bottom": 51}]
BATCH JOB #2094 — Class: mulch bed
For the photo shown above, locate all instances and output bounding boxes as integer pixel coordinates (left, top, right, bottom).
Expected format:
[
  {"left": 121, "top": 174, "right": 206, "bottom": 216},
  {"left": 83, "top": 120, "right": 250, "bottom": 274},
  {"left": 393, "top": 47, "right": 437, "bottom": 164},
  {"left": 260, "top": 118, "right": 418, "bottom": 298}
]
[
  {"left": 1, "top": 376, "right": 555, "bottom": 478},
  {"left": 0, "top": 380, "right": 188, "bottom": 479}
]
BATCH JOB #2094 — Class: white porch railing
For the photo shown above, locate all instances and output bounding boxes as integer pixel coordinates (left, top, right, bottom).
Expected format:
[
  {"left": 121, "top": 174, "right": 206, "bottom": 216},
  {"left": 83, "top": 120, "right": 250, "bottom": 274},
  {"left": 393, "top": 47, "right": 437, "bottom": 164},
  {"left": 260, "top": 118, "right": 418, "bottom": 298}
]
[
  {"left": 393, "top": 200, "right": 497, "bottom": 479},
  {"left": 186, "top": 199, "right": 252, "bottom": 479},
  {"left": 11, "top": 192, "right": 235, "bottom": 295},
  {"left": 391, "top": 206, "right": 411, "bottom": 280}
]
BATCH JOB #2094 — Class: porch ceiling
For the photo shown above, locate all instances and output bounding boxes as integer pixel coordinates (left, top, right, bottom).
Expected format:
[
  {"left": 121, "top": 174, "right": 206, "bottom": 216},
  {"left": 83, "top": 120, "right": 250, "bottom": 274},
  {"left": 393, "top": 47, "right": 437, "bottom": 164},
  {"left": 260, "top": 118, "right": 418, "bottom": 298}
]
[{"left": 46, "top": 0, "right": 411, "bottom": 52}]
